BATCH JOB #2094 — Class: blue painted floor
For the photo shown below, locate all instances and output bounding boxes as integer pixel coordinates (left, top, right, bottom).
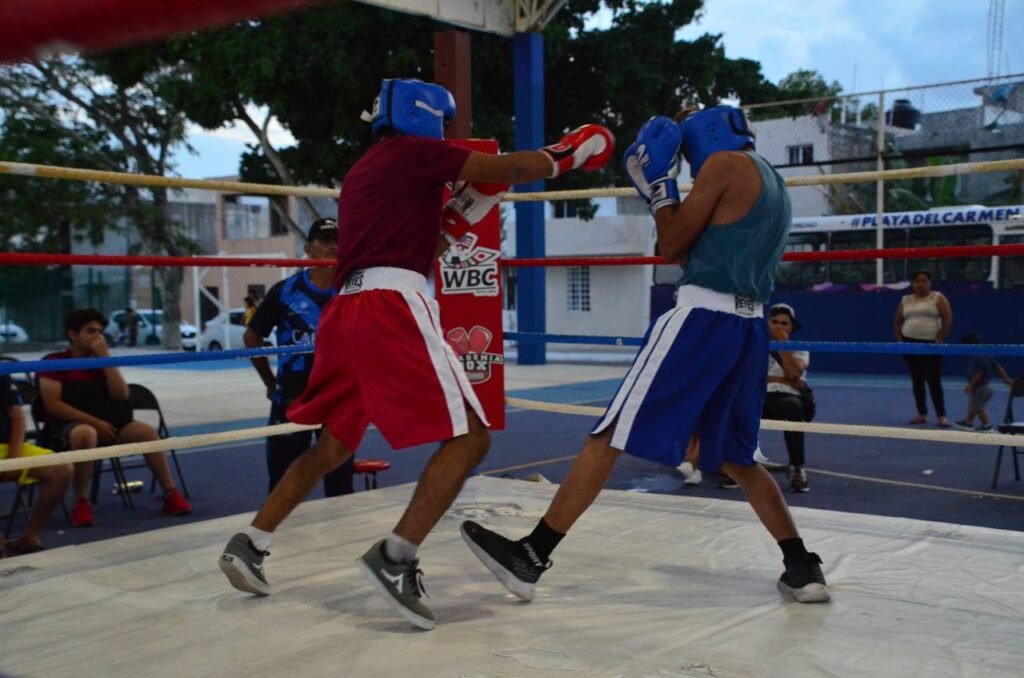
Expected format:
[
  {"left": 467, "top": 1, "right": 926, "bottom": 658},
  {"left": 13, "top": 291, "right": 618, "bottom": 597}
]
[{"left": 3, "top": 373, "right": 1022, "bottom": 554}]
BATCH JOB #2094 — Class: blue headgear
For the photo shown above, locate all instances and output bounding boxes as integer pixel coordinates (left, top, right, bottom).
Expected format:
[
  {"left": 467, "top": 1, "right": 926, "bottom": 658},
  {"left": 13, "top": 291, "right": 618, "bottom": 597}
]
[
  {"left": 364, "top": 78, "right": 456, "bottom": 140},
  {"left": 679, "top": 105, "right": 756, "bottom": 178}
]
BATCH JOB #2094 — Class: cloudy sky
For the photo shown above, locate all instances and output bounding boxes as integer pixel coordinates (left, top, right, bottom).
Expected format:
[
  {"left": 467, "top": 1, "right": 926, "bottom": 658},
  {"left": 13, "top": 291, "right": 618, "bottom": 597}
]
[
  {"left": 174, "top": 0, "right": 1022, "bottom": 178},
  {"left": 678, "top": 0, "right": 1021, "bottom": 91}
]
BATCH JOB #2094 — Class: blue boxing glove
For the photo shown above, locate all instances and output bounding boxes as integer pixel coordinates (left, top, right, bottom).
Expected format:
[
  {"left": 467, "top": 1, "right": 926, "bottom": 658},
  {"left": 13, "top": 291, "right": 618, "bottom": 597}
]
[{"left": 623, "top": 116, "right": 682, "bottom": 213}]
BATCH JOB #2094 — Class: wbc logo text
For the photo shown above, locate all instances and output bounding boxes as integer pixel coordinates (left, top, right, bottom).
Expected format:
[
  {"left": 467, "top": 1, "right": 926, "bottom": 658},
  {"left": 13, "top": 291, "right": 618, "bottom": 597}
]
[{"left": 439, "top": 232, "right": 500, "bottom": 297}]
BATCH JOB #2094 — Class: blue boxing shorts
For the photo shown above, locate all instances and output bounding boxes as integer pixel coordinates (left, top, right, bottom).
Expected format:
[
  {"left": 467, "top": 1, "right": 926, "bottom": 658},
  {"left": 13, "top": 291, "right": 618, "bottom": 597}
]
[{"left": 592, "top": 285, "right": 768, "bottom": 472}]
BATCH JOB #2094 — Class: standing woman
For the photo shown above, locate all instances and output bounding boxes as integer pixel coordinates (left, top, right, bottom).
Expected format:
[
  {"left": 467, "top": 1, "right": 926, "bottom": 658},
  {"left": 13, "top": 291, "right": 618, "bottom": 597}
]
[{"left": 894, "top": 270, "right": 953, "bottom": 427}]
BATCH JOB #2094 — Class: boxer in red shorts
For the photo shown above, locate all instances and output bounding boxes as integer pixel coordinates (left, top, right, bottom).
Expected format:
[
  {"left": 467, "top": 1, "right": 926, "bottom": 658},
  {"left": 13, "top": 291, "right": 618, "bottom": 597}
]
[{"left": 220, "top": 77, "right": 614, "bottom": 630}]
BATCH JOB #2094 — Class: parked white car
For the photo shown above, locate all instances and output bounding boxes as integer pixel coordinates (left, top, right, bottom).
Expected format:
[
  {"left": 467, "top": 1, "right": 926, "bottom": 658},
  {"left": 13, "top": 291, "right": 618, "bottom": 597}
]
[
  {"left": 106, "top": 309, "right": 198, "bottom": 351},
  {"left": 199, "top": 308, "right": 249, "bottom": 351},
  {"left": 0, "top": 319, "right": 30, "bottom": 344}
]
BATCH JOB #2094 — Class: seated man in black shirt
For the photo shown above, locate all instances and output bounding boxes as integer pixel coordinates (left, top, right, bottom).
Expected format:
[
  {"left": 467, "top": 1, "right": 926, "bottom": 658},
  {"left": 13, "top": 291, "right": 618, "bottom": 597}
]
[{"left": 38, "top": 308, "right": 192, "bottom": 527}]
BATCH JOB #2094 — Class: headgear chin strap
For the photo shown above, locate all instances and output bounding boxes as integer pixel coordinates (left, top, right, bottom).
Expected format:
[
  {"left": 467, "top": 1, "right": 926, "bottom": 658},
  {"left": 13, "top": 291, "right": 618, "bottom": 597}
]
[
  {"left": 361, "top": 78, "right": 456, "bottom": 140},
  {"left": 679, "top": 105, "right": 756, "bottom": 179}
]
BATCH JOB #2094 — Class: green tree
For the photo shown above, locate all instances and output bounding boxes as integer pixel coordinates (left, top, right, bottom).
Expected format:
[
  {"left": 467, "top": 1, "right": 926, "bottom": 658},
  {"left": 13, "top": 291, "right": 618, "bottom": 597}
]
[
  {"left": 750, "top": 69, "right": 842, "bottom": 120},
  {"left": 0, "top": 54, "right": 196, "bottom": 348},
  {"left": 158, "top": 0, "right": 775, "bottom": 219}
]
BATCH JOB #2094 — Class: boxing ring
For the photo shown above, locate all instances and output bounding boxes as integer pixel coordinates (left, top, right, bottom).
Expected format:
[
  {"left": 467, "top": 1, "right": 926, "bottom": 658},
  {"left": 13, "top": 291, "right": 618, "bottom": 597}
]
[
  {"left": 2, "top": 160, "right": 1024, "bottom": 677},
  {"left": 2, "top": 2, "right": 1024, "bottom": 671},
  {"left": 0, "top": 476, "right": 1020, "bottom": 677}
]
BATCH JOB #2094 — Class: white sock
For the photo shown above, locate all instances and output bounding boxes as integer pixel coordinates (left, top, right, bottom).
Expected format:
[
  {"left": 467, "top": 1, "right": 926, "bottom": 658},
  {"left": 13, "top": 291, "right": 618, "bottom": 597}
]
[
  {"left": 245, "top": 526, "right": 273, "bottom": 553},
  {"left": 384, "top": 533, "right": 418, "bottom": 564}
]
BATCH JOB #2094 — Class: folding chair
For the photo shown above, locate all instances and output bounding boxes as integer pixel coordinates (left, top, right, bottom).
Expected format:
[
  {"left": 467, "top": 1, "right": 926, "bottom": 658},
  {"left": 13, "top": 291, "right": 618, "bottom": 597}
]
[
  {"left": 992, "top": 375, "right": 1024, "bottom": 488},
  {"left": 128, "top": 383, "right": 190, "bottom": 498}
]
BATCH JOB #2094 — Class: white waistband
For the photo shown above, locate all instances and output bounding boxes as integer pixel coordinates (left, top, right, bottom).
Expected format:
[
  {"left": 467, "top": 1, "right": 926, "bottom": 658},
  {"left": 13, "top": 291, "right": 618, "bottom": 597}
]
[
  {"left": 675, "top": 285, "right": 764, "bottom": 318},
  {"left": 339, "top": 267, "right": 427, "bottom": 295}
]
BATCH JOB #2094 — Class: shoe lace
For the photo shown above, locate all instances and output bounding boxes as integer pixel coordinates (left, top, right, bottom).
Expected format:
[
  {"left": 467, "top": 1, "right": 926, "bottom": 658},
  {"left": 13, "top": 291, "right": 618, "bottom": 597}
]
[{"left": 405, "top": 561, "right": 429, "bottom": 600}]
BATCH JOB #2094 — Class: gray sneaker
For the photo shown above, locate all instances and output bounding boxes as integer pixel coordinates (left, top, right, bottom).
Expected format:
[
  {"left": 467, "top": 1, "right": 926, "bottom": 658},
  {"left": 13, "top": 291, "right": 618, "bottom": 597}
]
[
  {"left": 219, "top": 533, "right": 270, "bottom": 596},
  {"left": 356, "top": 540, "right": 434, "bottom": 631}
]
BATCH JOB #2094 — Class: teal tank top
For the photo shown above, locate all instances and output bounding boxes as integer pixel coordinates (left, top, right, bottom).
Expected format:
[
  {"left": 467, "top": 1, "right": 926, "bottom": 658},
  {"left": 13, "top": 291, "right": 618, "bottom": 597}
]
[{"left": 677, "top": 152, "right": 791, "bottom": 303}]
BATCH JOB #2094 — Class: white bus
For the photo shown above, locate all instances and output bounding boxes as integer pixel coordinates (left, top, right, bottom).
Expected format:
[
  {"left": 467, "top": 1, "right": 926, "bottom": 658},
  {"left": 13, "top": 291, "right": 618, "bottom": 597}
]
[{"left": 778, "top": 204, "right": 1024, "bottom": 290}]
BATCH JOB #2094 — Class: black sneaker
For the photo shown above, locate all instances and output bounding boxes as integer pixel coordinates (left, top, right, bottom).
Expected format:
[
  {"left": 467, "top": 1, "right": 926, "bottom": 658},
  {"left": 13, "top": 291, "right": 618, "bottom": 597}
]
[
  {"left": 460, "top": 520, "right": 550, "bottom": 602},
  {"left": 718, "top": 478, "right": 740, "bottom": 489},
  {"left": 777, "top": 552, "right": 830, "bottom": 603}
]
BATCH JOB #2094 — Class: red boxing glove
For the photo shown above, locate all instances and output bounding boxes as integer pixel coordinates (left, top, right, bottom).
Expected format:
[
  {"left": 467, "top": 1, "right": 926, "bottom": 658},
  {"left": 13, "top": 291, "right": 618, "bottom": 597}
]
[
  {"left": 441, "top": 179, "right": 509, "bottom": 245},
  {"left": 540, "top": 124, "right": 615, "bottom": 178}
]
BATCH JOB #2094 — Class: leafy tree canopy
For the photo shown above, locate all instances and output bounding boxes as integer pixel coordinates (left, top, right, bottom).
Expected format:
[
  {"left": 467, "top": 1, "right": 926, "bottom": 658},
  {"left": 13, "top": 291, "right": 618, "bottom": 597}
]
[{"left": 157, "top": 0, "right": 780, "bottom": 197}]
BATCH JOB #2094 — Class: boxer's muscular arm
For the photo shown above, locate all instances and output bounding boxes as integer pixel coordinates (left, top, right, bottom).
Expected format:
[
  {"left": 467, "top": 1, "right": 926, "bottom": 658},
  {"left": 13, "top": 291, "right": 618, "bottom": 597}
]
[
  {"left": 655, "top": 151, "right": 760, "bottom": 261},
  {"left": 458, "top": 124, "right": 614, "bottom": 184},
  {"left": 459, "top": 150, "right": 551, "bottom": 185}
]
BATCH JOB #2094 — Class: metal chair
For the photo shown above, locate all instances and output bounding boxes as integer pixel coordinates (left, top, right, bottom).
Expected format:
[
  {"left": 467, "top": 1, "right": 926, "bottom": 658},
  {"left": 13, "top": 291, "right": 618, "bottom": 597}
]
[
  {"left": 128, "top": 383, "right": 190, "bottom": 498},
  {"left": 993, "top": 375, "right": 1024, "bottom": 488},
  {"left": 86, "top": 384, "right": 190, "bottom": 507}
]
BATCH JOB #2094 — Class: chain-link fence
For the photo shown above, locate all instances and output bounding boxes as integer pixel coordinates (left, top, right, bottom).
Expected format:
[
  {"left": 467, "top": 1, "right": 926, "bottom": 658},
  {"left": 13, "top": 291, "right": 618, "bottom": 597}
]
[
  {"left": 744, "top": 73, "right": 1024, "bottom": 218},
  {"left": 738, "top": 73, "right": 1024, "bottom": 290}
]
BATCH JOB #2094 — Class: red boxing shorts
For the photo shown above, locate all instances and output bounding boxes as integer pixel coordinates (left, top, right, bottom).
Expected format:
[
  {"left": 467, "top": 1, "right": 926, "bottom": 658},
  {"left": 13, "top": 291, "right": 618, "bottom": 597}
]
[{"left": 286, "top": 267, "right": 489, "bottom": 451}]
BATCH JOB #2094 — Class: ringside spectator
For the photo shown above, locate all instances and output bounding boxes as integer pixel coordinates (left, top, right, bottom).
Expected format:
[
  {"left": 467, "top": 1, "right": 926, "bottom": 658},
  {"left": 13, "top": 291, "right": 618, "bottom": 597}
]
[{"left": 37, "top": 308, "right": 191, "bottom": 527}]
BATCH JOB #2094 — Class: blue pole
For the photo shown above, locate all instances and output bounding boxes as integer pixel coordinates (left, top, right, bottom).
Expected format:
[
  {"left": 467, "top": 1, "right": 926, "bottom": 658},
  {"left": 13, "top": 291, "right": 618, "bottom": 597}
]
[{"left": 513, "top": 32, "right": 546, "bottom": 365}]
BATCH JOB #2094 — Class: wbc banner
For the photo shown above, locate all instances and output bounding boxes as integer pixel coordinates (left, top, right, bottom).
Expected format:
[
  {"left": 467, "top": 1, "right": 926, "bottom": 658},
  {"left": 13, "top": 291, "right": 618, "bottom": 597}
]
[{"left": 435, "top": 138, "right": 505, "bottom": 430}]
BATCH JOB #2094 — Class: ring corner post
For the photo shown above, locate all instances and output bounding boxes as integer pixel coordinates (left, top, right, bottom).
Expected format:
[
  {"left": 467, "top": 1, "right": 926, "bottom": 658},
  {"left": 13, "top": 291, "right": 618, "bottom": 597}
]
[{"left": 513, "top": 31, "right": 547, "bottom": 366}]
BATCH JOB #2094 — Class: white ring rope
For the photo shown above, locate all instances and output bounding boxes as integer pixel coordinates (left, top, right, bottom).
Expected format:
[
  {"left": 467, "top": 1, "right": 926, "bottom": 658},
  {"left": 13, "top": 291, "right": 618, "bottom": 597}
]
[
  {"left": 0, "top": 422, "right": 316, "bottom": 473},
  {"left": 505, "top": 397, "right": 1024, "bottom": 447},
  {"left": 2, "top": 157, "right": 1022, "bottom": 203},
  {"left": 1, "top": 397, "right": 1018, "bottom": 474}
]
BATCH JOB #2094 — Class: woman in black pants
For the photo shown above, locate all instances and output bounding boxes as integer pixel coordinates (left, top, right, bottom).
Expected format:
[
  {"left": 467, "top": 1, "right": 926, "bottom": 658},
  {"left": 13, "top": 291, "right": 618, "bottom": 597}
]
[
  {"left": 894, "top": 271, "right": 953, "bottom": 427},
  {"left": 764, "top": 304, "right": 813, "bottom": 492}
]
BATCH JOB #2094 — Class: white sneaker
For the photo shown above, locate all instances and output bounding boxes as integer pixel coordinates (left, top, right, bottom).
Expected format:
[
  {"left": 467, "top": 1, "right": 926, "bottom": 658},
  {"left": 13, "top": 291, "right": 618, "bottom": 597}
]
[
  {"left": 683, "top": 469, "right": 703, "bottom": 486},
  {"left": 678, "top": 461, "right": 695, "bottom": 478}
]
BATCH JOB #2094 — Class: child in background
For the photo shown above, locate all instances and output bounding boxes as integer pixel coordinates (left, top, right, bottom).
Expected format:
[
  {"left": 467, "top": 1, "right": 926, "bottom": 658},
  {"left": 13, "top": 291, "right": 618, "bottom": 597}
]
[{"left": 956, "top": 333, "right": 1013, "bottom": 432}]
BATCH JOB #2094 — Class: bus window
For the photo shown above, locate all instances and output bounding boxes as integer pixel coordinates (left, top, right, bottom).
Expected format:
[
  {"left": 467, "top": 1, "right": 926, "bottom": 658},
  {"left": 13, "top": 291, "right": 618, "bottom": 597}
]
[
  {"left": 999, "top": 234, "right": 1024, "bottom": 288},
  {"left": 907, "top": 224, "right": 992, "bottom": 283},
  {"left": 828, "top": 229, "right": 907, "bottom": 285},
  {"left": 776, "top": 233, "right": 826, "bottom": 288}
]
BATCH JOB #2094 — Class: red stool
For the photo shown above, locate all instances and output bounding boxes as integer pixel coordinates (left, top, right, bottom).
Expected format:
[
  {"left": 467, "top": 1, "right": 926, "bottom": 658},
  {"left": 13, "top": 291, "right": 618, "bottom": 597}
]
[{"left": 353, "top": 459, "right": 392, "bottom": 490}]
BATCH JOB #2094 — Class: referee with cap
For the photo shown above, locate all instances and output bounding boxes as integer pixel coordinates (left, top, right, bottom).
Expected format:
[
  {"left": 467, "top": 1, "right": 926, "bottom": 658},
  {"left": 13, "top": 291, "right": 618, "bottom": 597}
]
[{"left": 244, "top": 217, "right": 354, "bottom": 497}]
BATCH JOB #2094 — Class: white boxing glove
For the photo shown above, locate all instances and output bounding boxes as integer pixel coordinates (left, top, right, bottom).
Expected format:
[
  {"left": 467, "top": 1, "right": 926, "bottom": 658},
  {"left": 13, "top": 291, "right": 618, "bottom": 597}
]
[{"left": 441, "top": 180, "right": 509, "bottom": 245}]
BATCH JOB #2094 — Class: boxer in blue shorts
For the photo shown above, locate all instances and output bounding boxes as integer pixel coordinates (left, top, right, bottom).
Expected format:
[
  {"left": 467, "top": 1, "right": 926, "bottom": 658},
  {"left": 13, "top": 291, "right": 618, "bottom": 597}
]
[{"left": 462, "top": 106, "right": 831, "bottom": 604}]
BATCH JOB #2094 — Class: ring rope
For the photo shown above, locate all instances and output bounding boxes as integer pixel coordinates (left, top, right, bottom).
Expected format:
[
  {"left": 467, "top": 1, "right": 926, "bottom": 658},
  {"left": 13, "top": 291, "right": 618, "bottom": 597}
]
[
  {"left": 3, "top": 157, "right": 1023, "bottom": 203},
  {"left": 4, "top": 243, "right": 1024, "bottom": 271},
  {"left": 7, "top": 338, "right": 1022, "bottom": 378},
  {"left": 0, "top": 345, "right": 314, "bottom": 376},
  {"left": 504, "top": 397, "right": 1023, "bottom": 446},
  {"left": 0, "top": 422, "right": 316, "bottom": 474},
  {"left": 2, "top": 395, "right": 1017, "bottom": 475},
  {"left": 505, "top": 158, "right": 1024, "bottom": 201},
  {"left": 505, "top": 334, "right": 1024, "bottom": 357},
  {"left": 0, "top": 161, "right": 338, "bottom": 198},
  {"left": 503, "top": 245, "right": 1024, "bottom": 268}
]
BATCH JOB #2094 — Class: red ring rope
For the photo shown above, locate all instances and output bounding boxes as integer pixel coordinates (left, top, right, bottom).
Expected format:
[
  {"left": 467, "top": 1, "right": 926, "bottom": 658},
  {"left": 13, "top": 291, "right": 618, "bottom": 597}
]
[{"left": 2, "top": 244, "right": 1023, "bottom": 269}]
